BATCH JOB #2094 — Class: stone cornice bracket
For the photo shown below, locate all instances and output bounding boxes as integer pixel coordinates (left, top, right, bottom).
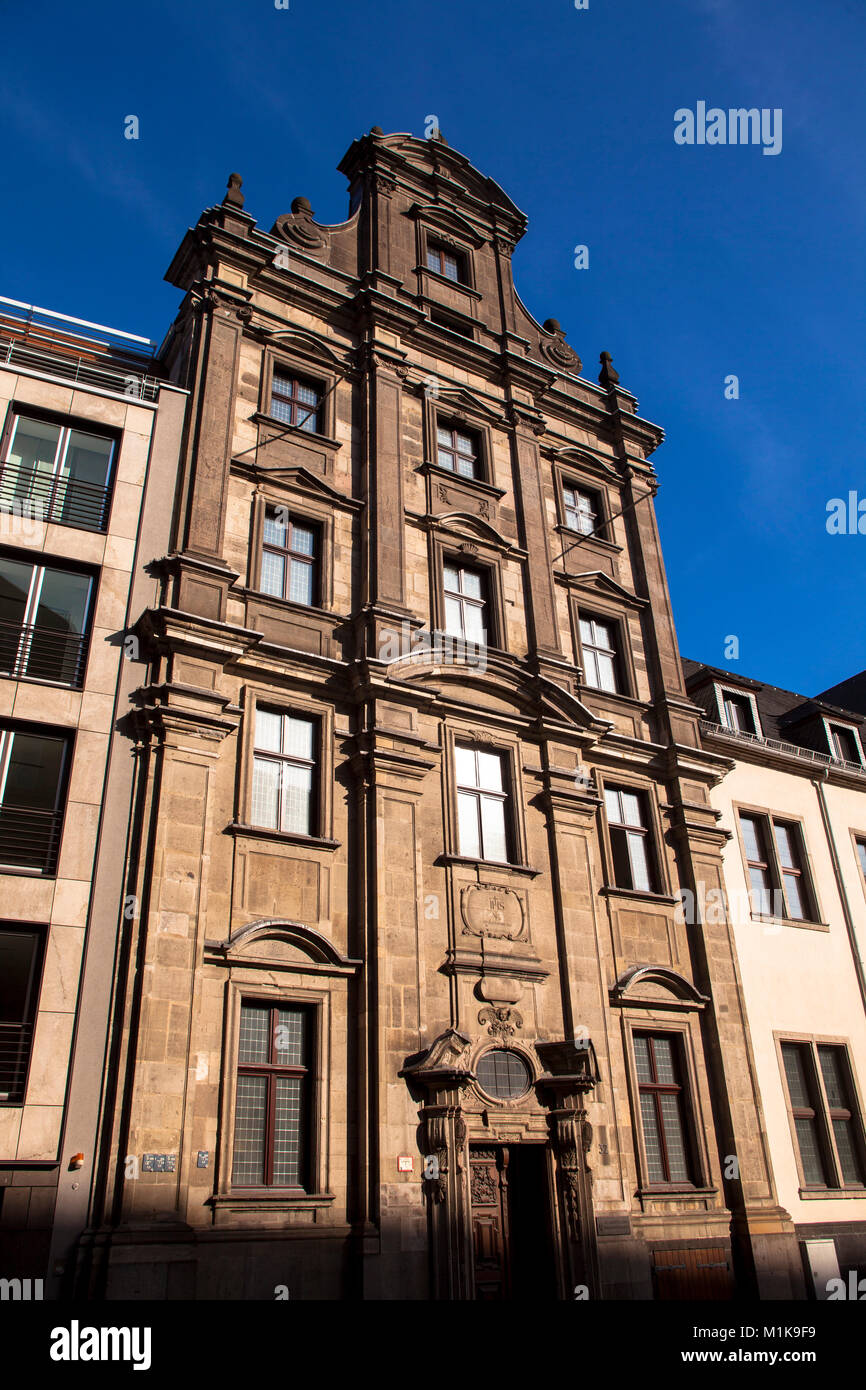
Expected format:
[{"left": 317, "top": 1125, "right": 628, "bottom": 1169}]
[
  {"left": 539, "top": 319, "right": 582, "bottom": 374},
  {"left": 506, "top": 401, "right": 546, "bottom": 436},
  {"left": 534, "top": 1038, "right": 600, "bottom": 1100}
]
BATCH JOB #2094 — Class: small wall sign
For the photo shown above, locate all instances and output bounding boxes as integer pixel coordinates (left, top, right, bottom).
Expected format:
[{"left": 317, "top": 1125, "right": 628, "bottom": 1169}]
[{"left": 397, "top": 1155, "right": 414, "bottom": 1173}]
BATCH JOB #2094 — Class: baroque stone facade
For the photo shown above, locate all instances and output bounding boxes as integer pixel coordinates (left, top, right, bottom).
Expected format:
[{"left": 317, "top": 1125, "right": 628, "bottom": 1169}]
[{"left": 68, "top": 131, "right": 809, "bottom": 1299}]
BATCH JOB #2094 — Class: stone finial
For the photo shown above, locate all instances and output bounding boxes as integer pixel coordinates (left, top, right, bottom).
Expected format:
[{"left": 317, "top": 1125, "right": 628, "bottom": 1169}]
[
  {"left": 370, "top": 126, "right": 384, "bottom": 136},
  {"left": 291, "top": 196, "right": 314, "bottom": 216},
  {"left": 223, "top": 173, "right": 244, "bottom": 208},
  {"left": 542, "top": 318, "right": 562, "bottom": 334},
  {"left": 599, "top": 350, "right": 620, "bottom": 388}
]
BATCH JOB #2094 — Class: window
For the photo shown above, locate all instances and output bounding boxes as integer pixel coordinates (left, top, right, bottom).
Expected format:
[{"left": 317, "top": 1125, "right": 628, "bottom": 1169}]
[
  {"left": 781, "top": 1041, "right": 865, "bottom": 1189},
  {"left": 634, "top": 1033, "right": 695, "bottom": 1185},
  {"left": 603, "top": 786, "right": 655, "bottom": 892},
  {"left": 0, "top": 726, "right": 70, "bottom": 873},
  {"left": 269, "top": 371, "right": 322, "bottom": 433},
  {"left": 563, "top": 484, "right": 598, "bottom": 537},
  {"left": 579, "top": 616, "right": 620, "bottom": 693},
  {"left": 259, "top": 507, "right": 319, "bottom": 606},
  {"left": 738, "top": 811, "right": 815, "bottom": 922},
  {"left": 0, "top": 413, "right": 115, "bottom": 531},
  {"left": 856, "top": 838, "right": 866, "bottom": 881},
  {"left": 455, "top": 745, "right": 510, "bottom": 862},
  {"left": 251, "top": 708, "right": 317, "bottom": 836},
  {"left": 721, "top": 691, "right": 756, "bottom": 734},
  {"left": 436, "top": 422, "right": 481, "bottom": 480},
  {"left": 476, "top": 1049, "right": 531, "bottom": 1101},
  {"left": 426, "top": 242, "right": 466, "bottom": 283},
  {"left": 0, "top": 554, "right": 93, "bottom": 686},
  {"left": 828, "top": 723, "right": 862, "bottom": 765},
  {"left": 443, "top": 563, "right": 489, "bottom": 644},
  {"left": 231, "top": 1001, "right": 313, "bottom": 1188},
  {"left": 0, "top": 925, "right": 43, "bottom": 1103}
]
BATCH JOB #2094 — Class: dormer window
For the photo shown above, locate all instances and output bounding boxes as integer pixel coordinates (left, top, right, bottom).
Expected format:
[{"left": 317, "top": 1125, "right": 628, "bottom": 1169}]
[
  {"left": 721, "top": 691, "right": 757, "bottom": 735},
  {"left": 828, "top": 722, "right": 863, "bottom": 766},
  {"left": 426, "top": 242, "right": 466, "bottom": 284}
]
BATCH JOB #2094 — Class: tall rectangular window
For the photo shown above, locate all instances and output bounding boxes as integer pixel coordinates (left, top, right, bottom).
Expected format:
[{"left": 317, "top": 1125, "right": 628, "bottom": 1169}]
[
  {"left": 269, "top": 371, "right": 322, "bottom": 433},
  {"left": 856, "top": 838, "right": 866, "bottom": 881},
  {"left": 436, "top": 423, "right": 481, "bottom": 479},
  {"left": 579, "top": 616, "right": 620, "bottom": 693},
  {"left": 443, "top": 563, "right": 489, "bottom": 644},
  {"left": 604, "top": 786, "right": 655, "bottom": 892},
  {"left": 0, "top": 726, "right": 70, "bottom": 873},
  {"left": 426, "top": 242, "right": 465, "bottom": 283},
  {"left": 0, "top": 925, "right": 43, "bottom": 1103},
  {"left": 231, "top": 1002, "right": 312, "bottom": 1188},
  {"left": 738, "top": 811, "right": 815, "bottom": 922},
  {"left": 780, "top": 1041, "right": 866, "bottom": 1189},
  {"left": 0, "top": 414, "right": 115, "bottom": 531},
  {"left": 455, "top": 745, "right": 510, "bottom": 863},
  {"left": 563, "top": 485, "right": 598, "bottom": 536},
  {"left": 259, "top": 508, "right": 319, "bottom": 606},
  {"left": 251, "top": 708, "right": 317, "bottom": 836},
  {"left": 0, "top": 554, "right": 93, "bottom": 686},
  {"left": 634, "top": 1033, "right": 694, "bottom": 1185}
]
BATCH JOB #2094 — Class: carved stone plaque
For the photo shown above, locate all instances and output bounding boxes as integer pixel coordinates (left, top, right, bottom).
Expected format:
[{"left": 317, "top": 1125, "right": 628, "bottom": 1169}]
[{"left": 461, "top": 883, "right": 525, "bottom": 940}]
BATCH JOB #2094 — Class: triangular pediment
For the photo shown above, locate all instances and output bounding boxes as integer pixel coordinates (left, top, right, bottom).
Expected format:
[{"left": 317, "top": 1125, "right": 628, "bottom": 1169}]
[
  {"left": 246, "top": 463, "right": 363, "bottom": 511},
  {"left": 434, "top": 387, "right": 505, "bottom": 426},
  {"left": 556, "top": 569, "right": 648, "bottom": 610}
]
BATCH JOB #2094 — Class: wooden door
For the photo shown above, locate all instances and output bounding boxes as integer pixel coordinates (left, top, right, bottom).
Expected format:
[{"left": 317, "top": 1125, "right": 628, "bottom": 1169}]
[
  {"left": 469, "top": 1146, "right": 510, "bottom": 1300},
  {"left": 652, "top": 1246, "right": 734, "bottom": 1299}
]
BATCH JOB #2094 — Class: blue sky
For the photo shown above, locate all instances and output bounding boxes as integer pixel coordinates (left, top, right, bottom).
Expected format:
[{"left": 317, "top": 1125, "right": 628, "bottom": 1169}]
[{"left": 1, "top": 0, "right": 863, "bottom": 697}]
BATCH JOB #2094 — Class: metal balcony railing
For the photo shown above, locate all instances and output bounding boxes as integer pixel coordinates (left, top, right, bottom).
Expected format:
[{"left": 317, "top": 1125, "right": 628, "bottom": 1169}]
[
  {"left": 0, "top": 296, "right": 160, "bottom": 403},
  {"left": 0, "top": 1022, "right": 34, "bottom": 1103},
  {"left": 0, "top": 618, "right": 89, "bottom": 687},
  {"left": 0, "top": 804, "right": 64, "bottom": 874},
  {"left": 0, "top": 462, "right": 112, "bottom": 531},
  {"left": 700, "top": 719, "right": 866, "bottom": 777}
]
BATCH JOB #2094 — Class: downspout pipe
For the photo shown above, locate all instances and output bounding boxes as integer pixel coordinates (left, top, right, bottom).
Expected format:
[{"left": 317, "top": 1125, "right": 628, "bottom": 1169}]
[{"left": 812, "top": 768, "right": 866, "bottom": 1015}]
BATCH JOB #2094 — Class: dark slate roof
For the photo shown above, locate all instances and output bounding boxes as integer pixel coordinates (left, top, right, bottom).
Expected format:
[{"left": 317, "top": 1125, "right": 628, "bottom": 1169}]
[{"left": 682, "top": 659, "right": 866, "bottom": 742}]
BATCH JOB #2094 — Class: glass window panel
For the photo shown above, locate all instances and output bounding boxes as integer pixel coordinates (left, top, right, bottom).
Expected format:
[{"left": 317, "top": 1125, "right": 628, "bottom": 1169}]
[
  {"left": 659, "top": 1093, "right": 689, "bottom": 1181},
  {"left": 270, "top": 396, "right": 293, "bottom": 425},
  {"left": 456, "top": 433, "right": 474, "bottom": 456},
  {"left": 856, "top": 841, "right": 866, "bottom": 877},
  {"left": 782, "top": 1044, "right": 811, "bottom": 1110},
  {"left": 238, "top": 1005, "right": 271, "bottom": 1065},
  {"left": 592, "top": 621, "right": 613, "bottom": 651},
  {"left": 579, "top": 619, "right": 593, "bottom": 646},
  {"left": 251, "top": 756, "right": 281, "bottom": 829},
  {"left": 280, "top": 762, "right": 312, "bottom": 835},
  {"left": 652, "top": 1037, "right": 676, "bottom": 1083},
  {"left": 297, "top": 383, "right": 318, "bottom": 406},
  {"left": 832, "top": 1118, "right": 864, "bottom": 1185},
  {"left": 291, "top": 525, "right": 315, "bottom": 556},
  {"left": 427, "top": 248, "right": 441, "bottom": 272},
  {"left": 462, "top": 601, "right": 486, "bottom": 643},
  {"left": 0, "top": 557, "right": 33, "bottom": 627},
  {"left": 604, "top": 788, "right": 622, "bottom": 823},
  {"left": 274, "top": 1008, "right": 305, "bottom": 1066},
  {"left": 626, "top": 832, "right": 651, "bottom": 892},
  {"left": 443, "top": 564, "right": 460, "bottom": 592},
  {"left": 231, "top": 1073, "right": 268, "bottom": 1184},
  {"left": 2, "top": 731, "right": 65, "bottom": 810},
  {"left": 640, "top": 1093, "right": 665, "bottom": 1183},
  {"left": 272, "top": 1076, "right": 303, "bottom": 1185},
  {"left": 63, "top": 430, "right": 113, "bottom": 487},
  {"left": 749, "top": 866, "right": 772, "bottom": 915},
  {"left": 817, "top": 1047, "right": 846, "bottom": 1109},
  {"left": 457, "top": 790, "right": 481, "bottom": 858},
  {"left": 444, "top": 596, "right": 463, "bottom": 636},
  {"left": 271, "top": 373, "right": 292, "bottom": 398},
  {"left": 460, "top": 569, "right": 482, "bottom": 599},
  {"left": 739, "top": 814, "right": 762, "bottom": 863},
  {"left": 457, "top": 454, "right": 476, "bottom": 479},
  {"left": 437, "top": 449, "right": 455, "bottom": 471},
  {"left": 34, "top": 569, "right": 91, "bottom": 636},
  {"left": 6, "top": 416, "right": 61, "bottom": 474},
  {"left": 260, "top": 550, "right": 285, "bottom": 598},
  {"left": 794, "top": 1115, "right": 828, "bottom": 1185},
  {"left": 254, "top": 708, "right": 283, "bottom": 752},
  {"left": 584, "top": 650, "right": 600, "bottom": 688},
  {"left": 620, "top": 792, "right": 643, "bottom": 827},
  {"left": 263, "top": 509, "right": 287, "bottom": 546},
  {"left": 476, "top": 751, "right": 504, "bottom": 792},
  {"left": 480, "top": 796, "right": 507, "bottom": 861},
  {"left": 633, "top": 1034, "right": 652, "bottom": 1082},
  {"left": 282, "top": 716, "right": 314, "bottom": 761},
  {"left": 288, "top": 559, "right": 314, "bottom": 605},
  {"left": 783, "top": 871, "right": 806, "bottom": 920},
  {"left": 774, "top": 822, "right": 796, "bottom": 869},
  {"left": 454, "top": 746, "right": 477, "bottom": 787},
  {"left": 437, "top": 426, "right": 452, "bottom": 446},
  {"left": 597, "top": 652, "right": 617, "bottom": 693},
  {"left": 442, "top": 253, "right": 459, "bottom": 281}
]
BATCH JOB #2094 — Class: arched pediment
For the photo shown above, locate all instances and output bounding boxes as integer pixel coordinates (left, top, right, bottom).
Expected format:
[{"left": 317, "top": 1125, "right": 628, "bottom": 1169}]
[
  {"left": 610, "top": 965, "right": 709, "bottom": 1008},
  {"left": 207, "top": 919, "right": 361, "bottom": 975},
  {"left": 433, "top": 511, "right": 513, "bottom": 550},
  {"left": 387, "top": 655, "right": 611, "bottom": 734},
  {"left": 266, "top": 329, "right": 345, "bottom": 367},
  {"left": 407, "top": 201, "right": 487, "bottom": 249}
]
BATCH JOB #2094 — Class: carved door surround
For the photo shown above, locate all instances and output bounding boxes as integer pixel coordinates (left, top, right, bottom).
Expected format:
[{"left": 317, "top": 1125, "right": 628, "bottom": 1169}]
[{"left": 401, "top": 1029, "right": 601, "bottom": 1299}]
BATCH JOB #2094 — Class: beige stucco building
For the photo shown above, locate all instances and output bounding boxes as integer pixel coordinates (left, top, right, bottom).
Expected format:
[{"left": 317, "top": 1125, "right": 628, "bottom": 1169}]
[
  {"left": 0, "top": 297, "right": 187, "bottom": 1291},
  {"left": 685, "top": 661, "right": 866, "bottom": 1296}
]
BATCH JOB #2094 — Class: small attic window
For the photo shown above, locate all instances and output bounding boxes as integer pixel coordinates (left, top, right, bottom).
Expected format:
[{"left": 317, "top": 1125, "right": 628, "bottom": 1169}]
[
  {"left": 719, "top": 688, "right": 759, "bottom": 736},
  {"left": 426, "top": 241, "right": 467, "bottom": 284},
  {"left": 827, "top": 722, "right": 864, "bottom": 766}
]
